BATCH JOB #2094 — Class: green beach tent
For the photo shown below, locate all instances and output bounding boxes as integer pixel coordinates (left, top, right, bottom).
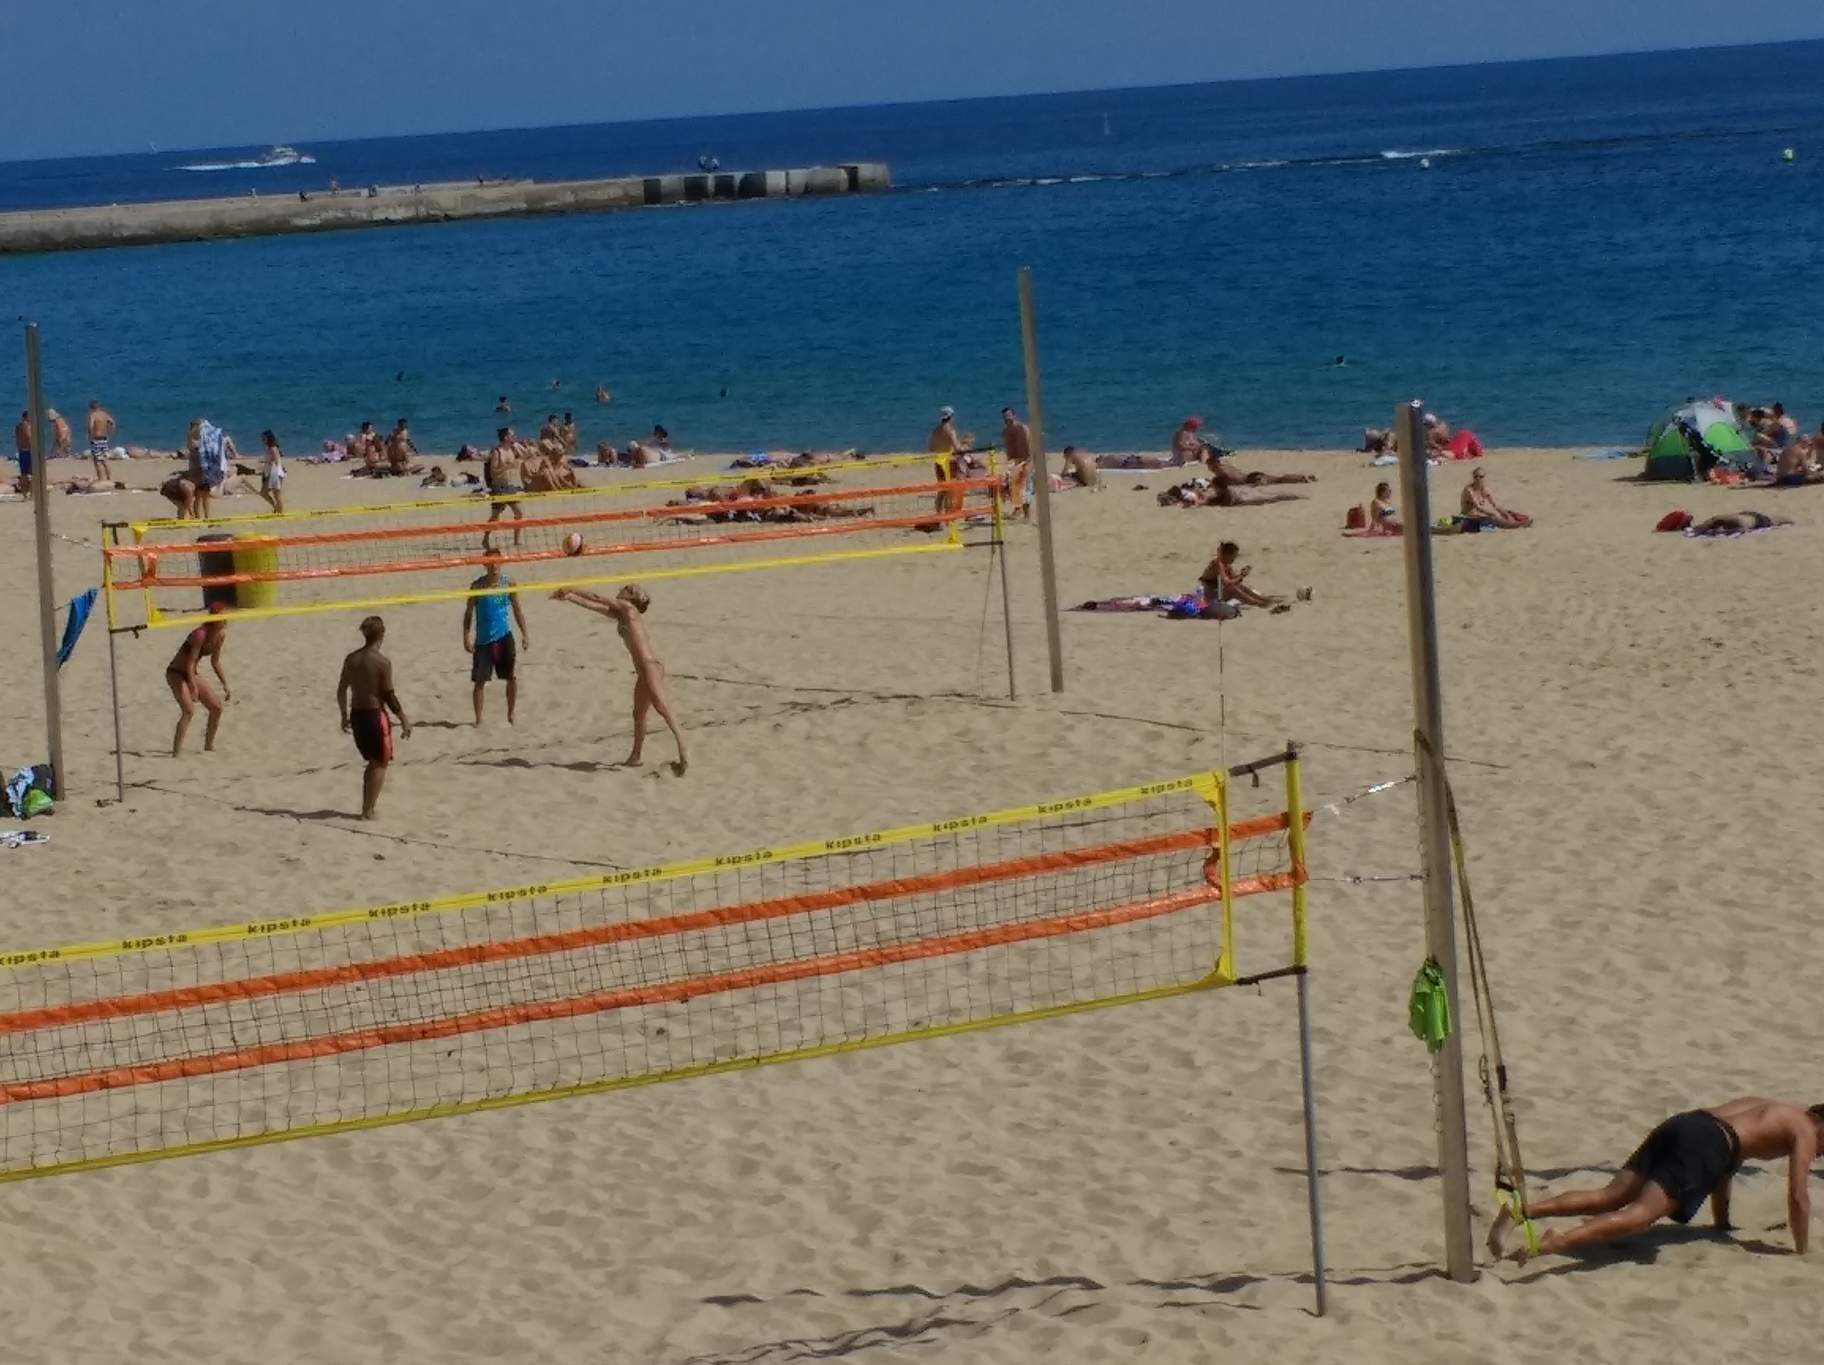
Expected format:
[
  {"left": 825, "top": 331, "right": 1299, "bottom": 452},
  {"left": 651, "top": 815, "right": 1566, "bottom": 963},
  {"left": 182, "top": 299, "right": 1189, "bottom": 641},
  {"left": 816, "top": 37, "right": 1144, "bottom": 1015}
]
[{"left": 1642, "top": 400, "right": 1754, "bottom": 481}]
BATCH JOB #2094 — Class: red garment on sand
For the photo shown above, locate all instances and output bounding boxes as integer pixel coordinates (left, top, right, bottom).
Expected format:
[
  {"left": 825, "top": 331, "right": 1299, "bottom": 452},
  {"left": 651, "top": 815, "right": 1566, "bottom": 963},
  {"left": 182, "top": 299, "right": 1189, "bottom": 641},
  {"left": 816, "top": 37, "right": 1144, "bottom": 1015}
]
[{"left": 1446, "top": 430, "right": 1483, "bottom": 460}]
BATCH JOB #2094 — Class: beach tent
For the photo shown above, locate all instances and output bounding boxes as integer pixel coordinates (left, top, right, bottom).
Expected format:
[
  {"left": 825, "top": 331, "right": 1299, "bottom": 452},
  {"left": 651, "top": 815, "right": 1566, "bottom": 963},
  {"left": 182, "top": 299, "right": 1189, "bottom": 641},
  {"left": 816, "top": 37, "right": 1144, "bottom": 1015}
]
[{"left": 1641, "top": 400, "right": 1754, "bottom": 480}]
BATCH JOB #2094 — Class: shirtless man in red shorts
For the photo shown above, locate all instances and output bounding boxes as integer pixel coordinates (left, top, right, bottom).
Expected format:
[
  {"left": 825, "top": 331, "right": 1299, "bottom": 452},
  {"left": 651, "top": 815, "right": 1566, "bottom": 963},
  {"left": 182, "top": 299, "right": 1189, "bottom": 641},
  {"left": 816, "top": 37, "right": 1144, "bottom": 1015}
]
[{"left": 336, "top": 615, "right": 412, "bottom": 819}]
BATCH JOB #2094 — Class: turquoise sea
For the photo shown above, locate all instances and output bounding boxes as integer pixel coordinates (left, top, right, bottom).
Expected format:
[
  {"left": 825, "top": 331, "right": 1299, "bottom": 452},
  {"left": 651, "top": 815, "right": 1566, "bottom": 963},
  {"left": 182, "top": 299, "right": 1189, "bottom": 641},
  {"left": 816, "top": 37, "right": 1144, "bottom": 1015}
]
[{"left": 3, "top": 39, "right": 1822, "bottom": 455}]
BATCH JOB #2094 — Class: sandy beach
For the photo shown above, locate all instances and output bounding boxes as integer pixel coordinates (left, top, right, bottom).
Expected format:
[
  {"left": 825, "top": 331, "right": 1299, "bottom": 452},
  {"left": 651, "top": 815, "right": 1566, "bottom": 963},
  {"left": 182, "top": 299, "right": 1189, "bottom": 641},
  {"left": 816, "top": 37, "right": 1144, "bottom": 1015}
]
[{"left": 1, "top": 446, "right": 1820, "bottom": 1363}]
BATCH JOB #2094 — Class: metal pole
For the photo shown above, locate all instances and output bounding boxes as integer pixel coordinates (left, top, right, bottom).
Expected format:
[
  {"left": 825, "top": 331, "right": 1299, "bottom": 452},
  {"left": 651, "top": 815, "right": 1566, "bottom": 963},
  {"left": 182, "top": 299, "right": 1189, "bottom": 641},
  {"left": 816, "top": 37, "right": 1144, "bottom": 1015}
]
[
  {"left": 102, "top": 532, "right": 127, "bottom": 803},
  {"left": 1283, "top": 747, "right": 1325, "bottom": 1315},
  {"left": 991, "top": 462, "right": 1018, "bottom": 700},
  {"left": 1394, "top": 398, "right": 1475, "bottom": 1282},
  {"left": 1295, "top": 969, "right": 1328, "bottom": 1316},
  {"left": 25, "top": 324, "right": 68, "bottom": 800},
  {"left": 1017, "top": 268, "right": 1065, "bottom": 693}
]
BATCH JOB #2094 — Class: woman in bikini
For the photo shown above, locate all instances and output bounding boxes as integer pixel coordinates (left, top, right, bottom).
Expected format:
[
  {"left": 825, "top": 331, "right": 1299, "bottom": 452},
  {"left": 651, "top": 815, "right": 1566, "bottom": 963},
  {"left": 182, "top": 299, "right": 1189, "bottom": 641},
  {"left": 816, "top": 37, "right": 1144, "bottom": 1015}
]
[
  {"left": 166, "top": 608, "right": 230, "bottom": 756},
  {"left": 1198, "top": 541, "right": 1311, "bottom": 611}
]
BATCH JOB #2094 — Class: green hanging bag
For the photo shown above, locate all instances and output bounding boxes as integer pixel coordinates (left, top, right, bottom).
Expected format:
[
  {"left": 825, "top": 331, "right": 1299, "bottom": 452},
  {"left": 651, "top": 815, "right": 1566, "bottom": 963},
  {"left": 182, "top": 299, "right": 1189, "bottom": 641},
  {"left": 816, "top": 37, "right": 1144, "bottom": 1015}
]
[{"left": 1408, "top": 957, "right": 1452, "bottom": 1052}]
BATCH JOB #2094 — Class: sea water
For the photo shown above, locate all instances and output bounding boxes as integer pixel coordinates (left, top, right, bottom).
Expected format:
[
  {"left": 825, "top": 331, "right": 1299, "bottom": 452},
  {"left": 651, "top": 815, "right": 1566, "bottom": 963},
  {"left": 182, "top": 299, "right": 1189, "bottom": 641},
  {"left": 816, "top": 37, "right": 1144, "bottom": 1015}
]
[{"left": 2, "top": 40, "right": 1820, "bottom": 454}]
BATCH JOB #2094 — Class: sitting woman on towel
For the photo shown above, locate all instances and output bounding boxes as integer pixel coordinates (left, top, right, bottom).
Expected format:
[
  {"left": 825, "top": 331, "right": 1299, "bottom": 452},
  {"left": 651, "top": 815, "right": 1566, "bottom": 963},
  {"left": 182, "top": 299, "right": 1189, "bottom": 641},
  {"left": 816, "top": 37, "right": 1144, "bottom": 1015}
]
[
  {"left": 1198, "top": 541, "right": 1310, "bottom": 611},
  {"left": 1368, "top": 482, "right": 1402, "bottom": 534},
  {"left": 1459, "top": 468, "right": 1531, "bottom": 529}
]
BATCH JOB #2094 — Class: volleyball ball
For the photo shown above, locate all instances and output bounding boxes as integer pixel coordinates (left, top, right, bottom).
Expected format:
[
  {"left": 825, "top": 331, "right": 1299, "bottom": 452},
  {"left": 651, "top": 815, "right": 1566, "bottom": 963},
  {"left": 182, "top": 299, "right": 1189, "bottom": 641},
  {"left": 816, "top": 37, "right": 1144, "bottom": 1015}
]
[{"left": 562, "top": 532, "right": 585, "bottom": 557}]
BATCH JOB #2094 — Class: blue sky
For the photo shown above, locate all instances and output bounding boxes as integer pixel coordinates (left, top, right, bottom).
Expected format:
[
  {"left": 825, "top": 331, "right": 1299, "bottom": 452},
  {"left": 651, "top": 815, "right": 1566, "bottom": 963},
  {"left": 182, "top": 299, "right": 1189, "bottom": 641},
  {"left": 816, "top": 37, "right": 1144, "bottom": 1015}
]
[{"left": 2, "top": 0, "right": 1820, "bottom": 160}]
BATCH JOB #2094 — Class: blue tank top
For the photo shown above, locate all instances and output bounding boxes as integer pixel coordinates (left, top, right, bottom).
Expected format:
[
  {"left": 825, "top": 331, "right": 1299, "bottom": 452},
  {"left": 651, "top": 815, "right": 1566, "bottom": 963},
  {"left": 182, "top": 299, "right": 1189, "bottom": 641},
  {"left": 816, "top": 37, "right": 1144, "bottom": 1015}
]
[{"left": 473, "top": 578, "right": 512, "bottom": 646}]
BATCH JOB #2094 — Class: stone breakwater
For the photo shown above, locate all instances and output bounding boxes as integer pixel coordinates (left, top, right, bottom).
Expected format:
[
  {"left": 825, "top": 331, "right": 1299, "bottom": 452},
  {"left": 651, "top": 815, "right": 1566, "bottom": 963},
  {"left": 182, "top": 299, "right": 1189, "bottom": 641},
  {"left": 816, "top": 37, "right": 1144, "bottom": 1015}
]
[{"left": 0, "top": 163, "right": 892, "bottom": 255}]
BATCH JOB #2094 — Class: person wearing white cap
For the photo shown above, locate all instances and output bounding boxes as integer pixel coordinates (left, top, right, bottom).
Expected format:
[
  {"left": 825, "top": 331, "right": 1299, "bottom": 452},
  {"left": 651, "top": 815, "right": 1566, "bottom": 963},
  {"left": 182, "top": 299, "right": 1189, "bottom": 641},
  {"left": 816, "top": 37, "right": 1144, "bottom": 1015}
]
[{"left": 928, "top": 405, "right": 967, "bottom": 524}]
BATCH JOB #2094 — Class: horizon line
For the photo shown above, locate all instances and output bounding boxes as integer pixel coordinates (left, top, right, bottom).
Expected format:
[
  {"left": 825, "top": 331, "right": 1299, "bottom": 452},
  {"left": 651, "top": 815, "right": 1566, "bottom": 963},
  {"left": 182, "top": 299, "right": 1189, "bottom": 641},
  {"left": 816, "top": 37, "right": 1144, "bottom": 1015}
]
[{"left": 5, "top": 32, "right": 1821, "bottom": 167}]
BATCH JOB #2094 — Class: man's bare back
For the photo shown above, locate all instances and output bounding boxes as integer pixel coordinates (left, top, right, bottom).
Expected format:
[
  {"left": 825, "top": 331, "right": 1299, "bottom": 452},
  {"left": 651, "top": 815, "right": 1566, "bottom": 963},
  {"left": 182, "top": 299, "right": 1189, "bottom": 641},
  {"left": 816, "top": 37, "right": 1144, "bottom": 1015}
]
[
  {"left": 338, "top": 644, "right": 394, "bottom": 711},
  {"left": 1705, "top": 1096, "right": 1818, "bottom": 1164}
]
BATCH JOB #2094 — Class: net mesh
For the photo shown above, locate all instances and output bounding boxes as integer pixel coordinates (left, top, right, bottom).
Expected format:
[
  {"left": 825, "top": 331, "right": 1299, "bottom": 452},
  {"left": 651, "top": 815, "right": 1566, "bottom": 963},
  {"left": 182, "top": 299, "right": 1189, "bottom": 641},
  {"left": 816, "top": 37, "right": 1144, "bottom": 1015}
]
[
  {"left": 105, "top": 453, "right": 997, "bottom": 629},
  {"left": 0, "top": 761, "right": 1309, "bottom": 1181}
]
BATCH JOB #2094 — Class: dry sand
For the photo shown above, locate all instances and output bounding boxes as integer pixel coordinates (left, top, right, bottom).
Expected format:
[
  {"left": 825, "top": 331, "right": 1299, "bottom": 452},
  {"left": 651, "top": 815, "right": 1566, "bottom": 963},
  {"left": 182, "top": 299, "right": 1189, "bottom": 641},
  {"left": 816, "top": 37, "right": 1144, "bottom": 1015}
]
[{"left": 0, "top": 448, "right": 1820, "bottom": 1363}]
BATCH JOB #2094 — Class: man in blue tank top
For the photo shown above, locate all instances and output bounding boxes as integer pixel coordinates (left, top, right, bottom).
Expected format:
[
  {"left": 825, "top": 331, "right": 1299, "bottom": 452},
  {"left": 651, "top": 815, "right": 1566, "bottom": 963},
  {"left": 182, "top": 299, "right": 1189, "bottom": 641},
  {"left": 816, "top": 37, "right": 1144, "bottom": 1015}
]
[{"left": 462, "top": 551, "right": 529, "bottom": 725}]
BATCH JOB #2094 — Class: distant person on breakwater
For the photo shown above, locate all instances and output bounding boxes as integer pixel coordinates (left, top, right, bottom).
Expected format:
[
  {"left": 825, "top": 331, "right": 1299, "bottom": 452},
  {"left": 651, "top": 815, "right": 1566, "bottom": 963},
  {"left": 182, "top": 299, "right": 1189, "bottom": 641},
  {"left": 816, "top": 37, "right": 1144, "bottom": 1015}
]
[{"left": 86, "top": 400, "right": 116, "bottom": 482}]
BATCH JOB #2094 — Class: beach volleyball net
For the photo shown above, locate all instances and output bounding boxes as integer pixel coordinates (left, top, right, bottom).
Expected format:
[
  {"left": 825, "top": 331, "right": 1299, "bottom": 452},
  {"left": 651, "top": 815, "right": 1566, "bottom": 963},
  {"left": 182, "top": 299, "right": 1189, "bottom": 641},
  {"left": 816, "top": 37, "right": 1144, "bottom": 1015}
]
[
  {"left": 0, "top": 752, "right": 1311, "bottom": 1182},
  {"left": 100, "top": 452, "right": 997, "bottom": 630}
]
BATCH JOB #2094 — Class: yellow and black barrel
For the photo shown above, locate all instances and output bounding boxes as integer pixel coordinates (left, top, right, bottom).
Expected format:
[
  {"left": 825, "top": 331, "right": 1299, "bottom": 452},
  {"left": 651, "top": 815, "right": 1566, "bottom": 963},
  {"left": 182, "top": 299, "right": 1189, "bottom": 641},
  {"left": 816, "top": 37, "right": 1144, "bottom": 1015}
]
[{"left": 196, "top": 532, "right": 279, "bottom": 611}]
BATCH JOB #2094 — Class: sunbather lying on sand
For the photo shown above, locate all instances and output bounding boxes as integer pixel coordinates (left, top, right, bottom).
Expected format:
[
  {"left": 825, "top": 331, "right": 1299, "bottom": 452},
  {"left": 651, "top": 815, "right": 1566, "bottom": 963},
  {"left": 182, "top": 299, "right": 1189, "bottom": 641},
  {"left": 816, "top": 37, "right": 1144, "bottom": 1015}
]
[
  {"left": 1207, "top": 448, "right": 1317, "bottom": 488},
  {"left": 1659, "top": 510, "right": 1795, "bottom": 536},
  {"left": 665, "top": 481, "right": 873, "bottom": 523}
]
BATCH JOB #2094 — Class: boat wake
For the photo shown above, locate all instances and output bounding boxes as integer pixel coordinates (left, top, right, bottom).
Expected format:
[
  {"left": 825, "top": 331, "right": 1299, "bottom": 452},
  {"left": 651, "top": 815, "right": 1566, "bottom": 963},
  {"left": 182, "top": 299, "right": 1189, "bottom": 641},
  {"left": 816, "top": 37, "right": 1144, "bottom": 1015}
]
[{"left": 175, "top": 151, "right": 317, "bottom": 173}]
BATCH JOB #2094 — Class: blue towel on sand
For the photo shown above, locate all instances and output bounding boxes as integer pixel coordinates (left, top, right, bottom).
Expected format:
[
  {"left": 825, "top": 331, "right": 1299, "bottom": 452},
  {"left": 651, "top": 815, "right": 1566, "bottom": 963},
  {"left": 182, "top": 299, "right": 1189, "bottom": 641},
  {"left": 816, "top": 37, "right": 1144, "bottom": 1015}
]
[{"left": 57, "top": 588, "right": 97, "bottom": 668}]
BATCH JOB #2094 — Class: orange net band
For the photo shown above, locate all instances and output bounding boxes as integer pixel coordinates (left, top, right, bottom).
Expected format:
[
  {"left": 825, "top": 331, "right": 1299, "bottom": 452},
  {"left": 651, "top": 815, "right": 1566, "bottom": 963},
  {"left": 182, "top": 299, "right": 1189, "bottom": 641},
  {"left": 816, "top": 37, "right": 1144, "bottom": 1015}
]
[
  {"left": 108, "top": 504, "right": 989, "bottom": 592},
  {"left": 111, "top": 477, "right": 997, "bottom": 558}
]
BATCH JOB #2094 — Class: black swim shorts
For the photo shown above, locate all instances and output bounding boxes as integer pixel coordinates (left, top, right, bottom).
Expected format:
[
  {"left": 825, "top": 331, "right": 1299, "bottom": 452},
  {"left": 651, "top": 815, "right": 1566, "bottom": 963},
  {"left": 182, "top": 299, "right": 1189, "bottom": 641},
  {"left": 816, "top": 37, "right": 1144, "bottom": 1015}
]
[
  {"left": 471, "top": 635, "right": 516, "bottom": 684},
  {"left": 350, "top": 708, "right": 392, "bottom": 765},
  {"left": 1624, "top": 1110, "right": 1739, "bottom": 1223}
]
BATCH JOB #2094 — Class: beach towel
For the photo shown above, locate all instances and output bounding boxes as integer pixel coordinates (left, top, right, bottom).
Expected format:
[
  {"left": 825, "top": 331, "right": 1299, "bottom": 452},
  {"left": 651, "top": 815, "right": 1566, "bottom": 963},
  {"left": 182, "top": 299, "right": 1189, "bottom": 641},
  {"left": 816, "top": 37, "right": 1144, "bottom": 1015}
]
[
  {"left": 197, "top": 421, "right": 228, "bottom": 487},
  {"left": 56, "top": 588, "right": 97, "bottom": 667},
  {"left": 1342, "top": 527, "right": 1402, "bottom": 539},
  {"left": 1574, "top": 448, "right": 1636, "bottom": 461},
  {"left": 1072, "top": 594, "right": 1239, "bottom": 619},
  {"left": 0, "top": 830, "right": 50, "bottom": 849}
]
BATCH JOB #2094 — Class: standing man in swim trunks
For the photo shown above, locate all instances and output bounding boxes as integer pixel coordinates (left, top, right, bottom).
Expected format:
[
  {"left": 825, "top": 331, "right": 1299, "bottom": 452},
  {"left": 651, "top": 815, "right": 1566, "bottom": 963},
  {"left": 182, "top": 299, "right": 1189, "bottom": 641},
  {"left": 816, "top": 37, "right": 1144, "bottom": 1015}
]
[
  {"left": 1001, "top": 407, "right": 1033, "bottom": 522},
  {"left": 12, "top": 410, "right": 32, "bottom": 498},
  {"left": 463, "top": 552, "right": 529, "bottom": 726},
  {"left": 1490, "top": 1097, "right": 1822, "bottom": 1262},
  {"left": 86, "top": 400, "right": 116, "bottom": 482},
  {"left": 482, "top": 428, "right": 526, "bottom": 551},
  {"left": 336, "top": 615, "right": 413, "bottom": 820},
  {"left": 551, "top": 585, "right": 687, "bottom": 774}
]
